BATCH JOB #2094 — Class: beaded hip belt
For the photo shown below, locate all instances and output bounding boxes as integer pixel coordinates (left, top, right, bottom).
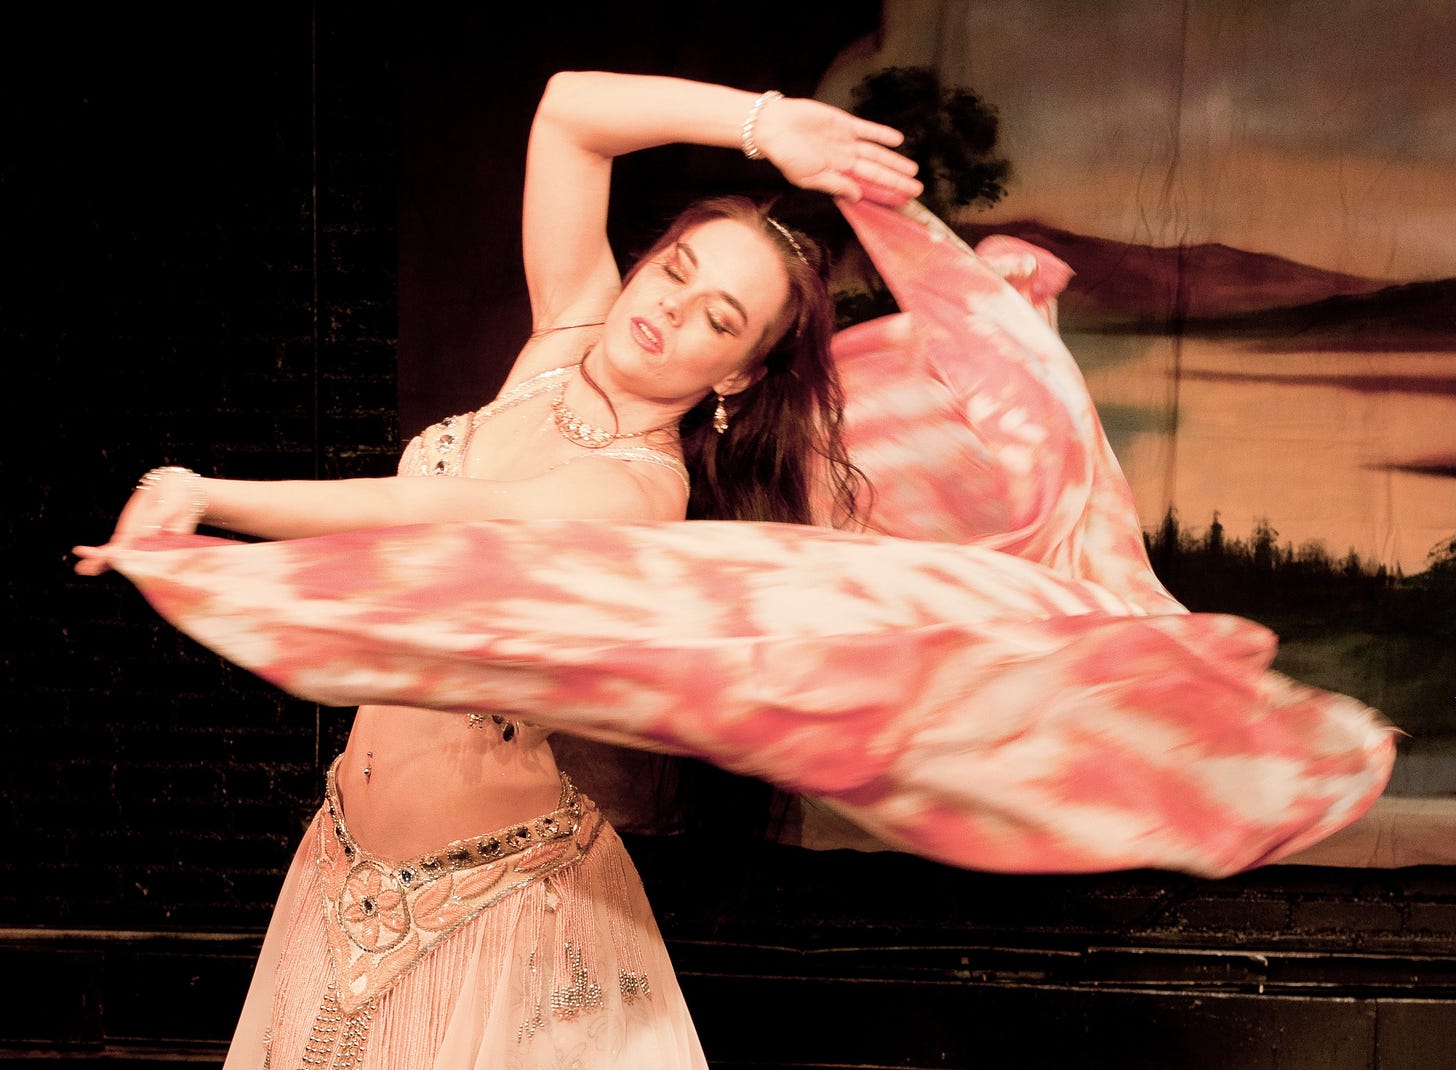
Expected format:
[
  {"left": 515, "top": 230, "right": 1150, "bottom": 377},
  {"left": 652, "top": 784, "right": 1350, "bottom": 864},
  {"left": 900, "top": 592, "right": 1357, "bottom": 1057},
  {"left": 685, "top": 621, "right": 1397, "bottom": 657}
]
[{"left": 317, "top": 758, "right": 600, "bottom": 1014}]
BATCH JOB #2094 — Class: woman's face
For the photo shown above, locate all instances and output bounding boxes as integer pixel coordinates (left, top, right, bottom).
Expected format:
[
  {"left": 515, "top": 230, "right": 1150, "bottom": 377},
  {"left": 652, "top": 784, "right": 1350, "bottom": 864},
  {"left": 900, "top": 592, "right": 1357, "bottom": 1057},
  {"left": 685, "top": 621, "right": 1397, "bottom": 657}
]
[{"left": 601, "top": 218, "right": 791, "bottom": 403}]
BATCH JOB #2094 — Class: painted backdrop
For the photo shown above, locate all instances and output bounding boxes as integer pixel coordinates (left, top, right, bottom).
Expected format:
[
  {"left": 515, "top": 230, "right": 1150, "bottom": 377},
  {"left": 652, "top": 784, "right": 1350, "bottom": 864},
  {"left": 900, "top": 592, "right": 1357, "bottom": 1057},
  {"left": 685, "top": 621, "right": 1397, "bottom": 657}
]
[
  {"left": 817, "top": 0, "right": 1455, "bottom": 797},
  {"left": 396, "top": 1, "right": 1452, "bottom": 808}
]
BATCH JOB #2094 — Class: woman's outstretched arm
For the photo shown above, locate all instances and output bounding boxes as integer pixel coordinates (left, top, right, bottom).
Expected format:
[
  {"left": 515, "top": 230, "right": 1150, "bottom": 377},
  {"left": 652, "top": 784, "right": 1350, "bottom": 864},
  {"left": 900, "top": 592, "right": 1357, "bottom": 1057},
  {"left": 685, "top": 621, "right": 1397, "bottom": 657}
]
[{"left": 71, "top": 459, "right": 684, "bottom": 575}]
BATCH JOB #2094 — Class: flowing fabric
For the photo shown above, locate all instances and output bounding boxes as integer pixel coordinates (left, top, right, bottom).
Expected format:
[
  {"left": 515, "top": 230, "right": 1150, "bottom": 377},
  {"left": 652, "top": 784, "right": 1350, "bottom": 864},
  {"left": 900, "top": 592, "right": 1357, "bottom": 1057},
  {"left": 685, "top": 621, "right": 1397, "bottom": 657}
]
[{"left": 102, "top": 198, "right": 1395, "bottom": 879}]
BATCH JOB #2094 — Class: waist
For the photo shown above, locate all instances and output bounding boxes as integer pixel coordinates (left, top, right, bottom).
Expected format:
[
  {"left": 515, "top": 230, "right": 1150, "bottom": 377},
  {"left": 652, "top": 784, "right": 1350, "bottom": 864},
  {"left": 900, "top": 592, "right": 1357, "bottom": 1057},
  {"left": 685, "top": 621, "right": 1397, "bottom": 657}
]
[
  {"left": 337, "top": 705, "right": 564, "bottom": 856},
  {"left": 354, "top": 702, "right": 551, "bottom": 747},
  {"left": 324, "top": 754, "right": 590, "bottom": 874}
]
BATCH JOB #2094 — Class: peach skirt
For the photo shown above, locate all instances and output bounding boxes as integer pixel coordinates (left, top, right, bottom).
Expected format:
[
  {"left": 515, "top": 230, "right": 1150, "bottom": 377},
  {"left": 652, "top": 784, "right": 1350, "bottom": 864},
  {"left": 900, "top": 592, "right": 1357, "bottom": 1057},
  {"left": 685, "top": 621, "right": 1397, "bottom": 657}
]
[{"left": 223, "top": 764, "right": 706, "bottom": 1070}]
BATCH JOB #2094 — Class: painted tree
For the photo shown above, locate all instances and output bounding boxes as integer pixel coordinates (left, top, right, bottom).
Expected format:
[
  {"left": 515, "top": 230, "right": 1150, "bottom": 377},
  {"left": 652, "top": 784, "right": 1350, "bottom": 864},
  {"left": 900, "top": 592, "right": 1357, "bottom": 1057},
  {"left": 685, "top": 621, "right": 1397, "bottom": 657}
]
[
  {"left": 850, "top": 66, "right": 1010, "bottom": 219},
  {"left": 804, "top": 65, "right": 1012, "bottom": 326}
]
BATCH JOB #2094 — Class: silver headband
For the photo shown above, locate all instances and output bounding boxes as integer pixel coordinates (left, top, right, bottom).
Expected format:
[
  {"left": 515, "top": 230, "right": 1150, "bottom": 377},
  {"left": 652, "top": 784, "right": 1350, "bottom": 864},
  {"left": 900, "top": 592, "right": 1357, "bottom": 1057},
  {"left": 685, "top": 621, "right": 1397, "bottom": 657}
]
[{"left": 765, "top": 216, "right": 810, "bottom": 268}]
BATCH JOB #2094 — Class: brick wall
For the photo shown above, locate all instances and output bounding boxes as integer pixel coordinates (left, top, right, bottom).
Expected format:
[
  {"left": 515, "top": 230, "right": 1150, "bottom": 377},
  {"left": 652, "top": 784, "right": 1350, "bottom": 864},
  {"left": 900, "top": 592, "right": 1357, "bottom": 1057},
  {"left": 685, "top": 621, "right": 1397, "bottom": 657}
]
[{"left": 5, "top": 6, "right": 398, "bottom": 933}]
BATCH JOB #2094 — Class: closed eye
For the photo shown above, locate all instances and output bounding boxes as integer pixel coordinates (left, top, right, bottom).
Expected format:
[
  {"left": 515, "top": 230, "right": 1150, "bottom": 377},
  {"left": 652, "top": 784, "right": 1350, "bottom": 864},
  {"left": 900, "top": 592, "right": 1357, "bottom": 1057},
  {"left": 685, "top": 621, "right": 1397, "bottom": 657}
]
[{"left": 664, "top": 244, "right": 746, "bottom": 335}]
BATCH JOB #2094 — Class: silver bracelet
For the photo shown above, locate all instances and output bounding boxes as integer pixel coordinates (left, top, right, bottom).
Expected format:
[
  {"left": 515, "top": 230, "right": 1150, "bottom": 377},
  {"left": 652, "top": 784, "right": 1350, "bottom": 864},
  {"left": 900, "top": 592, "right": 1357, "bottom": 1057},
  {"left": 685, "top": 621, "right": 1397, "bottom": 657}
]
[
  {"left": 138, "top": 465, "right": 209, "bottom": 526},
  {"left": 741, "top": 89, "right": 783, "bottom": 160}
]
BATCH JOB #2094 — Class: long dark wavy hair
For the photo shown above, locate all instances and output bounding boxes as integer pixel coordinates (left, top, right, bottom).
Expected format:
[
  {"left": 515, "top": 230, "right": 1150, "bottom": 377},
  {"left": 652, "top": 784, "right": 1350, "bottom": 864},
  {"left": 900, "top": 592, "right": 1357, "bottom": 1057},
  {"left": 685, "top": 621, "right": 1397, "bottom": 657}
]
[
  {"left": 621, "top": 196, "right": 869, "bottom": 841},
  {"left": 621, "top": 195, "right": 864, "bottom": 529}
]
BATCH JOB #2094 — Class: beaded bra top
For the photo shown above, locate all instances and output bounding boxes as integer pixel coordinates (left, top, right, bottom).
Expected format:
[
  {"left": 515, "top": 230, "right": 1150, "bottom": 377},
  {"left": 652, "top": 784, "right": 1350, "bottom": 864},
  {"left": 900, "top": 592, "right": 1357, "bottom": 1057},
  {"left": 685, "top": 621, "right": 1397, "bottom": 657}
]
[{"left": 398, "top": 363, "right": 690, "bottom": 494}]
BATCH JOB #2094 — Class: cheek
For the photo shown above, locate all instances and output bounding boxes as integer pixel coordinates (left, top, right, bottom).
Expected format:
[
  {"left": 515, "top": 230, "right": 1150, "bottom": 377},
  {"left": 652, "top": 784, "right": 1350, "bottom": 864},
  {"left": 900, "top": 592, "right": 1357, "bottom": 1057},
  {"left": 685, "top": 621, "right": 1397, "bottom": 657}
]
[
  {"left": 618, "top": 276, "right": 655, "bottom": 314},
  {"left": 688, "top": 326, "right": 758, "bottom": 375}
]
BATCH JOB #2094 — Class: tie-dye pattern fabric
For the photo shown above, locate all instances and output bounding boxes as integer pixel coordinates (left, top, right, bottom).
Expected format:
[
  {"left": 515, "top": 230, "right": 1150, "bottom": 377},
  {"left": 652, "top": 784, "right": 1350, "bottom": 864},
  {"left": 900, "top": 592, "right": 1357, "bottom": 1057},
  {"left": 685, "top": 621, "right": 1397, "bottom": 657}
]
[{"left": 101, "top": 198, "right": 1395, "bottom": 879}]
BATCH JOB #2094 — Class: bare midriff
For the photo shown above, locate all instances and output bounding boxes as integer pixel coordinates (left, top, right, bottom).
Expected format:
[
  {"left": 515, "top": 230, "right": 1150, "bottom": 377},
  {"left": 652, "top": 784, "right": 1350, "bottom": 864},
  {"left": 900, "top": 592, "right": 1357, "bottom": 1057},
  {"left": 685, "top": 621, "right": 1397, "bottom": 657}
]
[{"left": 334, "top": 704, "right": 563, "bottom": 860}]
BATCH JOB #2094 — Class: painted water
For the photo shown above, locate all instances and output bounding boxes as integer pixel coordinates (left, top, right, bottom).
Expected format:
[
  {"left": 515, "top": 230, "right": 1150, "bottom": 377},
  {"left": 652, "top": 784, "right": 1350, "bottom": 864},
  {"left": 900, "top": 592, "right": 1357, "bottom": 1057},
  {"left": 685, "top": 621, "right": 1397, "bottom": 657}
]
[
  {"left": 1070, "top": 332, "right": 1456, "bottom": 578},
  {"left": 1070, "top": 332, "right": 1456, "bottom": 795}
]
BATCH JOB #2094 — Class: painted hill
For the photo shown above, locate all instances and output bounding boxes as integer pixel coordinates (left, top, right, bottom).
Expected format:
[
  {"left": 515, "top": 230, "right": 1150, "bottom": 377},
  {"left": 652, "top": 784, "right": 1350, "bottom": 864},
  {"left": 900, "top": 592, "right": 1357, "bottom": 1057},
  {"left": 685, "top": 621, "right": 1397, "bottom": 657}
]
[
  {"left": 1182, "top": 277, "right": 1456, "bottom": 351},
  {"left": 958, "top": 219, "right": 1395, "bottom": 328}
]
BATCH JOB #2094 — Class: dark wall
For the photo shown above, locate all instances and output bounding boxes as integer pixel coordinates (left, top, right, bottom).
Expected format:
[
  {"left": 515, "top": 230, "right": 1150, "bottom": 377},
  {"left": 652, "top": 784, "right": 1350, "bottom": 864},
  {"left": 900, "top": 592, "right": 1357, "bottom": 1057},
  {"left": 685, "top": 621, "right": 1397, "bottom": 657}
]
[{"left": 6, "top": 5, "right": 398, "bottom": 935}]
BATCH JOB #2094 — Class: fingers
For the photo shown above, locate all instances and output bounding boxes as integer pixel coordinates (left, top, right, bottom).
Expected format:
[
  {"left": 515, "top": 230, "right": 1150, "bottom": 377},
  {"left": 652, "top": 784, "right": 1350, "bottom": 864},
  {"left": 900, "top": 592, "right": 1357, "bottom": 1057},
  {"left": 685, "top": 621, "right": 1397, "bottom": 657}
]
[
  {"left": 806, "top": 144, "right": 921, "bottom": 205},
  {"left": 71, "top": 544, "right": 113, "bottom": 577},
  {"left": 112, "top": 487, "right": 160, "bottom": 537},
  {"left": 859, "top": 141, "right": 920, "bottom": 178},
  {"left": 849, "top": 115, "right": 909, "bottom": 149},
  {"left": 846, "top": 175, "right": 918, "bottom": 209},
  {"left": 843, "top": 150, "right": 923, "bottom": 206},
  {"left": 820, "top": 159, "right": 922, "bottom": 208},
  {"left": 112, "top": 488, "right": 190, "bottom": 538},
  {"left": 811, "top": 166, "right": 865, "bottom": 201},
  {"left": 857, "top": 150, "right": 923, "bottom": 196},
  {"left": 844, "top": 133, "right": 922, "bottom": 205}
]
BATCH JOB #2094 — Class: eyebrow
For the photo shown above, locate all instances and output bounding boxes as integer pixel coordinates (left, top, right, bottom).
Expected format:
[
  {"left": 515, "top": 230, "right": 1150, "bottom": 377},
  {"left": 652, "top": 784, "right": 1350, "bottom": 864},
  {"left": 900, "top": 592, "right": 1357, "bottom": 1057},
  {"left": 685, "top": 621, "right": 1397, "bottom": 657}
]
[{"left": 674, "top": 242, "right": 750, "bottom": 325}]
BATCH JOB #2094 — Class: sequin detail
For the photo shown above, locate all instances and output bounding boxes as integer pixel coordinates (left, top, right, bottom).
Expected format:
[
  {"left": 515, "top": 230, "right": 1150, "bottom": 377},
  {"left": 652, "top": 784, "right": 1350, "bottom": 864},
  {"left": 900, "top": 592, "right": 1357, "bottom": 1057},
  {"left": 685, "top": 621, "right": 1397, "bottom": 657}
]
[
  {"left": 398, "top": 364, "right": 689, "bottom": 494},
  {"left": 620, "top": 968, "right": 653, "bottom": 1003},
  {"left": 550, "top": 942, "right": 603, "bottom": 1020},
  {"left": 318, "top": 757, "right": 600, "bottom": 1016},
  {"left": 298, "top": 984, "right": 373, "bottom": 1070},
  {"left": 467, "top": 711, "right": 519, "bottom": 740}
]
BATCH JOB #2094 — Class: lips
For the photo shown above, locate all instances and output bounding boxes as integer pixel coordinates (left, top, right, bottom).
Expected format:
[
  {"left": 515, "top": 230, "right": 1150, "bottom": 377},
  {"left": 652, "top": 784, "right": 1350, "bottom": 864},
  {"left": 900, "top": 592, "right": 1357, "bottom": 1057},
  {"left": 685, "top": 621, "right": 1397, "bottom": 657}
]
[{"left": 630, "top": 317, "right": 664, "bottom": 355}]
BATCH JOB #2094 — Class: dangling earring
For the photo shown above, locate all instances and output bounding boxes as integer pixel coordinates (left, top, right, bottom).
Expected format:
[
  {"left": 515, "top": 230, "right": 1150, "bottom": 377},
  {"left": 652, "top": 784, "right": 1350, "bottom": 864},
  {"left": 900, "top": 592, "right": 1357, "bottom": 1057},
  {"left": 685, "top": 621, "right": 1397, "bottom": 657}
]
[{"left": 713, "top": 394, "right": 729, "bottom": 434}]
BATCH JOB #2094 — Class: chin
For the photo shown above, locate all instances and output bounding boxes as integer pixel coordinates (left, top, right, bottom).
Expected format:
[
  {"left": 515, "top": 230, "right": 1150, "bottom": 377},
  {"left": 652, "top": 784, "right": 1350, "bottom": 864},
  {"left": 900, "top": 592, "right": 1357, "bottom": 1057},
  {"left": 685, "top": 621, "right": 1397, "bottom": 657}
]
[{"left": 594, "top": 336, "right": 665, "bottom": 393}]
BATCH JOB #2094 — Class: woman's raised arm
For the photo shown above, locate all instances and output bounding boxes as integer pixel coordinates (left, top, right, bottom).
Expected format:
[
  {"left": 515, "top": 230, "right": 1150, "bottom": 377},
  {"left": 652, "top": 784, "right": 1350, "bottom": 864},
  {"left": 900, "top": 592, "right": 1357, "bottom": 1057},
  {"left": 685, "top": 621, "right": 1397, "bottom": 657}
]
[{"left": 511, "top": 71, "right": 921, "bottom": 387}]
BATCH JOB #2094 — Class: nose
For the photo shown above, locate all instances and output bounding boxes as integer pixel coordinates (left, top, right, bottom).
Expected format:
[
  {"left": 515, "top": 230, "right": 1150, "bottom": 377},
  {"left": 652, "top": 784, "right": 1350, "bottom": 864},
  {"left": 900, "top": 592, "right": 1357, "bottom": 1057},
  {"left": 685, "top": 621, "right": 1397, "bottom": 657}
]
[{"left": 659, "top": 290, "right": 683, "bottom": 326}]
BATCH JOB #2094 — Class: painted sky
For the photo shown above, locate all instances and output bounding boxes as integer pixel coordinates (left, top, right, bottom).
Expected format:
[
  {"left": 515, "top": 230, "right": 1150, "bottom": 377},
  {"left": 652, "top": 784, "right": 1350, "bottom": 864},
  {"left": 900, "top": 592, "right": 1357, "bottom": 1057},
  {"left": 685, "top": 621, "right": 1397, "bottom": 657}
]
[{"left": 818, "top": 0, "right": 1456, "bottom": 281}]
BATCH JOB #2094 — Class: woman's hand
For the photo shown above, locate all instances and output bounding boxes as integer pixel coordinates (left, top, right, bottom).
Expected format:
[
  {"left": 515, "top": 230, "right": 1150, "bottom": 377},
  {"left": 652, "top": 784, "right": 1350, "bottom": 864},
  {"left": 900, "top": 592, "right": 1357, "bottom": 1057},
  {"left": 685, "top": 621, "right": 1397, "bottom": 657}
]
[
  {"left": 749, "top": 94, "right": 923, "bottom": 205},
  {"left": 73, "top": 466, "right": 207, "bottom": 576}
]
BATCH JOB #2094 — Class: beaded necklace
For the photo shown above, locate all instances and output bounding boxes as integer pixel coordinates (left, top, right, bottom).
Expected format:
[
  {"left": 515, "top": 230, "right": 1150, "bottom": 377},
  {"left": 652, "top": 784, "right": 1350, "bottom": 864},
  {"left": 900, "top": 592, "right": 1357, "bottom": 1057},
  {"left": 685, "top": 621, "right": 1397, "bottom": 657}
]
[{"left": 550, "top": 366, "right": 678, "bottom": 449}]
